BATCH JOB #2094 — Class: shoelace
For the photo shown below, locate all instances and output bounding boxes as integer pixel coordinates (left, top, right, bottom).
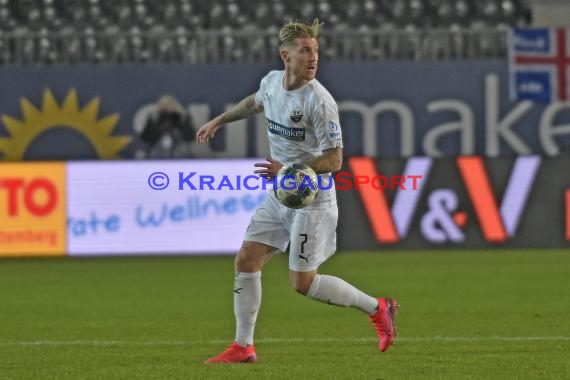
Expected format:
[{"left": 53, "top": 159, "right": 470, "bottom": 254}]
[
  {"left": 389, "top": 301, "right": 400, "bottom": 335},
  {"left": 370, "top": 301, "right": 399, "bottom": 336}
]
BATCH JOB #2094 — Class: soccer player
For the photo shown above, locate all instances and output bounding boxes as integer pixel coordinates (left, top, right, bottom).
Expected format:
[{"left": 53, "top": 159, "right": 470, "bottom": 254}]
[{"left": 196, "top": 19, "right": 398, "bottom": 364}]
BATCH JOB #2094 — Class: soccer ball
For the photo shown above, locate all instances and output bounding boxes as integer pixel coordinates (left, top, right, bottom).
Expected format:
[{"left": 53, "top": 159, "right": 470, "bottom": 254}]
[{"left": 274, "top": 163, "right": 319, "bottom": 209}]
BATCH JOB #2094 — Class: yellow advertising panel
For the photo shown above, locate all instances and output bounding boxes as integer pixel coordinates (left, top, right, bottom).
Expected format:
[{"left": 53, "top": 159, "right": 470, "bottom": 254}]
[{"left": 0, "top": 162, "right": 66, "bottom": 256}]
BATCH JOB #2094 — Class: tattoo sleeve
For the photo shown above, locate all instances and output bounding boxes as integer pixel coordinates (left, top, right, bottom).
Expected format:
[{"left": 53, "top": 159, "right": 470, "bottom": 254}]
[
  {"left": 219, "top": 93, "right": 263, "bottom": 124},
  {"left": 304, "top": 148, "right": 343, "bottom": 174}
]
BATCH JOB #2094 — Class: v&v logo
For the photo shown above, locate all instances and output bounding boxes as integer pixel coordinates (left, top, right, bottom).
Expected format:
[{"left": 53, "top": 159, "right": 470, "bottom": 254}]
[
  {"left": 455, "top": 156, "right": 540, "bottom": 243},
  {"left": 350, "top": 157, "right": 432, "bottom": 244},
  {"left": 350, "top": 156, "right": 541, "bottom": 244}
]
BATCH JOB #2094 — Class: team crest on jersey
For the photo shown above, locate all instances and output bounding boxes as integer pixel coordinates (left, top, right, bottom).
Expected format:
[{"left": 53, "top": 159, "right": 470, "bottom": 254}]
[{"left": 290, "top": 108, "right": 303, "bottom": 122}]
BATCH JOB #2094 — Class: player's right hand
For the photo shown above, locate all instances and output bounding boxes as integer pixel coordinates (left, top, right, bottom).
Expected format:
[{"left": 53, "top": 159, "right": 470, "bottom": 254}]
[
  {"left": 196, "top": 121, "right": 221, "bottom": 144},
  {"left": 253, "top": 156, "right": 283, "bottom": 180}
]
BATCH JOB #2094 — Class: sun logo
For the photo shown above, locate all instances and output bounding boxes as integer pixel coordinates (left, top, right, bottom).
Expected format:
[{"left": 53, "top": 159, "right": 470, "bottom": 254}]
[{"left": 0, "top": 89, "right": 131, "bottom": 160}]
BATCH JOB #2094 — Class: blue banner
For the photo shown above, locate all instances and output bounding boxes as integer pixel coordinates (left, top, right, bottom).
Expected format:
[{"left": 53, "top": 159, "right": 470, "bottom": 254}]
[{"left": 1, "top": 61, "right": 570, "bottom": 159}]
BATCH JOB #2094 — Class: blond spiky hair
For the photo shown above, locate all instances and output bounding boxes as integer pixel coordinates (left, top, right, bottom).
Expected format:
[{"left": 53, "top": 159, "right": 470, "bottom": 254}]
[{"left": 278, "top": 19, "right": 322, "bottom": 48}]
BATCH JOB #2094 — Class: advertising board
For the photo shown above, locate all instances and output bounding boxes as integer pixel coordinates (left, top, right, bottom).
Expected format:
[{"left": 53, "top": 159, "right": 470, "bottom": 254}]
[
  {"left": 66, "top": 159, "right": 267, "bottom": 255},
  {"left": 0, "top": 162, "right": 66, "bottom": 256}
]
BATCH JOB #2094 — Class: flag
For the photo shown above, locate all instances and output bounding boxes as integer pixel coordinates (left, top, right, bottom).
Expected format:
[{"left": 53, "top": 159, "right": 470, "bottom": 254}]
[{"left": 508, "top": 27, "right": 570, "bottom": 103}]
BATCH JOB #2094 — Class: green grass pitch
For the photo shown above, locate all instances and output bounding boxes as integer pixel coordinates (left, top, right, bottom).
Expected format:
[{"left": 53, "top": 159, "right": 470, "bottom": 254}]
[{"left": 1, "top": 250, "right": 569, "bottom": 379}]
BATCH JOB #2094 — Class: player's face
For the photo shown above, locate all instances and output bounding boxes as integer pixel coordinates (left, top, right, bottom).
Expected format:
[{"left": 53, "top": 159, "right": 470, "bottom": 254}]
[{"left": 287, "top": 38, "right": 319, "bottom": 82}]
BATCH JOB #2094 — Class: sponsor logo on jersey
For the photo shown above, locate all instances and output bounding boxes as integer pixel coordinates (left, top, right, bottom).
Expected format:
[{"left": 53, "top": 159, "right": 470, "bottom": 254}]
[
  {"left": 329, "top": 121, "right": 341, "bottom": 138},
  {"left": 290, "top": 108, "right": 303, "bottom": 122},
  {"left": 267, "top": 118, "right": 305, "bottom": 141}
]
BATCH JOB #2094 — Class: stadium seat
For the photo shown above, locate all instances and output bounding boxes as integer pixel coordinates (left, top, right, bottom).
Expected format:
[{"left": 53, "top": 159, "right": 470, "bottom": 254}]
[{"left": 0, "top": 0, "right": 533, "bottom": 64}]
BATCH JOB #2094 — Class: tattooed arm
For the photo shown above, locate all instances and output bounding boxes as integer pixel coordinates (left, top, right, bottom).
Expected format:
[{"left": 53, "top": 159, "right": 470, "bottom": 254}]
[
  {"left": 253, "top": 148, "right": 342, "bottom": 179},
  {"left": 304, "top": 148, "right": 343, "bottom": 174},
  {"left": 196, "top": 93, "right": 263, "bottom": 143}
]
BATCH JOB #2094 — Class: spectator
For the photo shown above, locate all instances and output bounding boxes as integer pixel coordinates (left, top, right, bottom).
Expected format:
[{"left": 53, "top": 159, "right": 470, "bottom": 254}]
[{"left": 135, "top": 94, "right": 195, "bottom": 158}]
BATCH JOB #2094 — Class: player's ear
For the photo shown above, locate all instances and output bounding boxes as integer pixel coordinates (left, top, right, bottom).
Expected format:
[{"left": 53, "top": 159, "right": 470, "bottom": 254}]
[{"left": 280, "top": 48, "right": 289, "bottom": 63}]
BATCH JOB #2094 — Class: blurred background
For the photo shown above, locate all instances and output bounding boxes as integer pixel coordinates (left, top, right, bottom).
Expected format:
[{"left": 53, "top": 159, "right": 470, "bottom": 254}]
[
  {"left": 0, "top": 0, "right": 569, "bottom": 257},
  {"left": 0, "top": 0, "right": 540, "bottom": 65},
  {"left": 0, "top": 0, "right": 540, "bottom": 64}
]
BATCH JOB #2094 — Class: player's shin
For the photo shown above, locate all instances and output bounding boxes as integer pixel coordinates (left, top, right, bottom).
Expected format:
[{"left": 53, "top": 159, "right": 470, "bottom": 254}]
[
  {"left": 234, "top": 271, "right": 262, "bottom": 347},
  {"left": 306, "top": 274, "right": 378, "bottom": 315}
]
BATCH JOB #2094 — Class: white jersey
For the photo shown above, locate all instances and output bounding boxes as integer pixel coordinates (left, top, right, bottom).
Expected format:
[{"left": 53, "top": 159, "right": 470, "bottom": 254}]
[{"left": 255, "top": 70, "right": 343, "bottom": 208}]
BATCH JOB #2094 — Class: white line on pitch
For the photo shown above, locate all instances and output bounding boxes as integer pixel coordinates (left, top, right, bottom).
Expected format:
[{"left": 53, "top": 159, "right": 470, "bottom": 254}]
[{"left": 1, "top": 336, "right": 570, "bottom": 347}]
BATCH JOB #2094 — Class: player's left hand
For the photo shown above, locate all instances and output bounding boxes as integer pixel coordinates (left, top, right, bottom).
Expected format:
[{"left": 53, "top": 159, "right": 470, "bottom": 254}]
[{"left": 254, "top": 156, "right": 283, "bottom": 180}]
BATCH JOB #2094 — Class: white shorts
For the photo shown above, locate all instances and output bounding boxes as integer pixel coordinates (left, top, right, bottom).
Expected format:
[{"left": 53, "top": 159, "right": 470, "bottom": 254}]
[{"left": 243, "top": 193, "right": 338, "bottom": 272}]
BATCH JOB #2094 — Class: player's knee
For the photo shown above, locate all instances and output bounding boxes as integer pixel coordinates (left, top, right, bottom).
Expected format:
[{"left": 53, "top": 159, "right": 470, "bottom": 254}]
[
  {"left": 234, "top": 251, "right": 257, "bottom": 272},
  {"left": 234, "top": 242, "right": 268, "bottom": 272},
  {"left": 289, "top": 271, "right": 316, "bottom": 295}
]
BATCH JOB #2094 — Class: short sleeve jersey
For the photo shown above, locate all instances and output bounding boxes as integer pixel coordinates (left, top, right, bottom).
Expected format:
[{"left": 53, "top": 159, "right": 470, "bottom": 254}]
[{"left": 255, "top": 70, "right": 343, "bottom": 208}]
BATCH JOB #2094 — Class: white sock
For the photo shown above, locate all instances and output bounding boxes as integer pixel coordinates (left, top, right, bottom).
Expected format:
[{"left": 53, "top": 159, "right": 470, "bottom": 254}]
[
  {"left": 306, "top": 274, "right": 378, "bottom": 315},
  {"left": 234, "top": 271, "right": 262, "bottom": 347}
]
